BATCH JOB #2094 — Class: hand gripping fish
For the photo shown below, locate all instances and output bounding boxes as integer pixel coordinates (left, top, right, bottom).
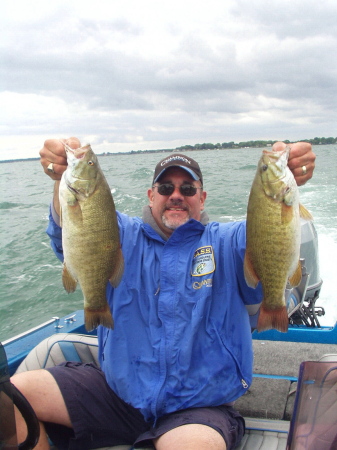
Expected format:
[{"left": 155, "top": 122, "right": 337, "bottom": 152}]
[
  {"left": 244, "top": 147, "right": 312, "bottom": 332},
  {"left": 59, "top": 143, "right": 124, "bottom": 331}
]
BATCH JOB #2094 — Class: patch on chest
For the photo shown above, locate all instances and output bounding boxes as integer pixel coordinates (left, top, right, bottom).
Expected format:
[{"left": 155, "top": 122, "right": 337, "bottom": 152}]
[{"left": 191, "top": 245, "right": 215, "bottom": 276}]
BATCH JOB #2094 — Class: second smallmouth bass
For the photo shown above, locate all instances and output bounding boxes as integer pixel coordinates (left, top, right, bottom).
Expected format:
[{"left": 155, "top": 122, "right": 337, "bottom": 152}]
[
  {"left": 59, "top": 143, "right": 124, "bottom": 331},
  {"left": 244, "top": 147, "right": 312, "bottom": 332}
]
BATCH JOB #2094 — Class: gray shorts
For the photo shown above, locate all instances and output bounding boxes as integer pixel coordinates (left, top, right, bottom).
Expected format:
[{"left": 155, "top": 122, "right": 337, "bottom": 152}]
[{"left": 46, "top": 362, "right": 245, "bottom": 450}]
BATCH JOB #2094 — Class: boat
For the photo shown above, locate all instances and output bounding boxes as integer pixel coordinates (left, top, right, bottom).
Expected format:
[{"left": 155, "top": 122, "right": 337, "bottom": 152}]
[{"left": 1, "top": 220, "right": 336, "bottom": 449}]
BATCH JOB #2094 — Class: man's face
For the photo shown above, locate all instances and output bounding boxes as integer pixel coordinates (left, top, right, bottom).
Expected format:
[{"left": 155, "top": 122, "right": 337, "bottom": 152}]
[{"left": 147, "top": 167, "right": 207, "bottom": 237}]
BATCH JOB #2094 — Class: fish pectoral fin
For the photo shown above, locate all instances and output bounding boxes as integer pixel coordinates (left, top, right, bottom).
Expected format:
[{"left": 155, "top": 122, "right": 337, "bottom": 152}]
[
  {"left": 299, "top": 203, "right": 313, "bottom": 220},
  {"left": 244, "top": 252, "right": 260, "bottom": 288},
  {"left": 281, "top": 202, "right": 294, "bottom": 224},
  {"left": 109, "top": 248, "right": 124, "bottom": 288},
  {"left": 257, "top": 304, "right": 288, "bottom": 333},
  {"left": 62, "top": 263, "right": 77, "bottom": 293},
  {"left": 288, "top": 260, "right": 302, "bottom": 287}
]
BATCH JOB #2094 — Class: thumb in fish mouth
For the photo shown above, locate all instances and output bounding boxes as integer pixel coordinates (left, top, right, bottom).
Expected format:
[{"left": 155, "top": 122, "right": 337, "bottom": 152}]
[
  {"left": 62, "top": 137, "right": 82, "bottom": 151},
  {"left": 272, "top": 142, "right": 287, "bottom": 152}
]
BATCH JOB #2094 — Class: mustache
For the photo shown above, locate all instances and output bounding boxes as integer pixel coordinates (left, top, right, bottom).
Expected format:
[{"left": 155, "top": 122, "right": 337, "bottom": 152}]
[{"left": 164, "top": 199, "right": 188, "bottom": 210}]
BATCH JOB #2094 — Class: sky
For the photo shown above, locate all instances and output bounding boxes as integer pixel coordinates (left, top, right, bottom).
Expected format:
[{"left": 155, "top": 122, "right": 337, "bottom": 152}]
[{"left": 1, "top": 0, "right": 337, "bottom": 160}]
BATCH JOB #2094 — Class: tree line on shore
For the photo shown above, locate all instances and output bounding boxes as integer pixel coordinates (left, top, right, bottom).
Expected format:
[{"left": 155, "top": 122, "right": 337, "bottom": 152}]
[
  {"left": 175, "top": 136, "right": 337, "bottom": 151},
  {"left": 2, "top": 136, "right": 336, "bottom": 163},
  {"left": 126, "top": 136, "right": 336, "bottom": 155}
]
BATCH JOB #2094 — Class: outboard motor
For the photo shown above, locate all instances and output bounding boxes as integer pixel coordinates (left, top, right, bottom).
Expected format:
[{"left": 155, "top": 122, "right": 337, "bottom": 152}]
[{"left": 287, "top": 219, "right": 324, "bottom": 327}]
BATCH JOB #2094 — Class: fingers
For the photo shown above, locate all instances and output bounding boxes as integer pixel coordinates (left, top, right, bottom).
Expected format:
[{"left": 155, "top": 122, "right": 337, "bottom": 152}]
[
  {"left": 287, "top": 142, "right": 316, "bottom": 186},
  {"left": 39, "top": 137, "right": 81, "bottom": 180},
  {"left": 272, "top": 141, "right": 316, "bottom": 186}
]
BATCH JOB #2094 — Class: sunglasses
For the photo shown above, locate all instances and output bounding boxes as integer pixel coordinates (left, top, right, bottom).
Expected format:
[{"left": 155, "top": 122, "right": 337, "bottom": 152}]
[{"left": 153, "top": 183, "right": 202, "bottom": 197}]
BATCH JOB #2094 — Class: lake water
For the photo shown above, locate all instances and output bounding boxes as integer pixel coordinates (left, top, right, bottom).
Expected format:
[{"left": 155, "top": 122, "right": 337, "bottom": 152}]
[{"left": 1, "top": 145, "right": 336, "bottom": 341}]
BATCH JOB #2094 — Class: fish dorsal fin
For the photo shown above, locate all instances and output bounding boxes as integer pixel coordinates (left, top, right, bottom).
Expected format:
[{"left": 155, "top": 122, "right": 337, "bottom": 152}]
[
  {"left": 288, "top": 260, "right": 302, "bottom": 287},
  {"left": 299, "top": 203, "right": 313, "bottom": 220}
]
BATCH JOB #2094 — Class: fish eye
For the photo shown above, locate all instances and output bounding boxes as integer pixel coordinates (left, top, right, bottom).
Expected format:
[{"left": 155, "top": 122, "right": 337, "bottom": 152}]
[
  {"left": 88, "top": 160, "right": 95, "bottom": 166},
  {"left": 262, "top": 164, "right": 268, "bottom": 171}
]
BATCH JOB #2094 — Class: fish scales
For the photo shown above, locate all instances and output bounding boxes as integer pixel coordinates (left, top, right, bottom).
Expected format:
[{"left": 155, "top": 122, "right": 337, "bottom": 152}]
[
  {"left": 59, "top": 143, "right": 124, "bottom": 331},
  {"left": 244, "top": 147, "right": 312, "bottom": 332},
  {"left": 248, "top": 196, "right": 299, "bottom": 300}
]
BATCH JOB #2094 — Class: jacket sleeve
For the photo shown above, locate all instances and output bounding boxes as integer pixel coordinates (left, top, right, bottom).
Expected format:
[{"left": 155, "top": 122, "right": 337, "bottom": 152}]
[{"left": 46, "top": 205, "right": 64, "bottom": 262}]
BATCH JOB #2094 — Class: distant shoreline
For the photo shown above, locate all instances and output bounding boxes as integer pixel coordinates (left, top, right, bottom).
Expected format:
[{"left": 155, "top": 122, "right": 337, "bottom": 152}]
[{"left": 1, "top": 138, "right": 335, "bottom": 163}]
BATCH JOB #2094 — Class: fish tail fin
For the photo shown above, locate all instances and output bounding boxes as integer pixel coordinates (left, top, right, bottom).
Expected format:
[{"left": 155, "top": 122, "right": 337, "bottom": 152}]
[
  {"left": 109, "top": 248, "right": 124, "bottom": 288},
  {"left": 299, "top": 203, "right": 313, "bottom": 220},
  {"left": 84, "top": 306, "right": 114, "bottom": 332},
  {"left": 257, "top": 304, "right": 288, "bottom": 333}
]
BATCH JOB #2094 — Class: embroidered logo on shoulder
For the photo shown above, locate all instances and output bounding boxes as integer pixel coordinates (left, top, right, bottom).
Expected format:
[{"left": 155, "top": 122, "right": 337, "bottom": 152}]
[{"left": 191, "top": 246, "right": 215, "bottom": 276}]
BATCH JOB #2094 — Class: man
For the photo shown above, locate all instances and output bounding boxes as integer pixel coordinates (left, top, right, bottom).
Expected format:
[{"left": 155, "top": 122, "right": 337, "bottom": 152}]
[{"left": 12, "top": 138, "right": 315, "bottom": 450}]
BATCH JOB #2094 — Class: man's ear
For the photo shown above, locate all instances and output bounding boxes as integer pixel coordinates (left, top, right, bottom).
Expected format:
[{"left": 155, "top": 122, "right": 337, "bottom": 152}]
[
  {"left": 147, "top": 188, "right": 154, "bottom": 206},
  {"left": 200, "top": 190, "right": 207, "bottom": 210}
]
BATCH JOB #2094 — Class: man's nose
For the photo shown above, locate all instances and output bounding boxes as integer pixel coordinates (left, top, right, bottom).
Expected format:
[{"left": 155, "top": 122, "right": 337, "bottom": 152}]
[{"left": 169, "top": 185, "right": 184, "bottom": 199}]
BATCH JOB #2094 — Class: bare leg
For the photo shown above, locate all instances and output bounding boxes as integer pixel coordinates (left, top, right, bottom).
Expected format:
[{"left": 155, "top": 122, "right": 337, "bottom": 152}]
[
  {"left": 154, "top": 424, "right": 227, "bottom": 450},
  {"left": 11, "top": 369, "right": 72, "bottom": 450}
]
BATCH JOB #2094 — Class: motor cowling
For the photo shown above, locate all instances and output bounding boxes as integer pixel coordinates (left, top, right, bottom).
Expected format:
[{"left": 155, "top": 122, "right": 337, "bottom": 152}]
[{"left": 287, "top": 220, "right": 324, "bottom": 326}]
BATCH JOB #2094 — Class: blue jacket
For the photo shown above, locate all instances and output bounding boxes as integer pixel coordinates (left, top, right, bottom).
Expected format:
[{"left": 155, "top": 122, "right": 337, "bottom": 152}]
[{"left": 47, "top": 207, "right": 262, "bottom": 423}]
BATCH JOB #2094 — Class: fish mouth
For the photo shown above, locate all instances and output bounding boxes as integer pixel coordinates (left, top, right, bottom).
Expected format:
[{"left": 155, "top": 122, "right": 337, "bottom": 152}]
[
  {"left": 64, "top": 142, "right": 90, "bottom": 159},
  {"left": 261, "top": 148, "right": 289, "bottom": 184},
  {"left": 263, "top": 146, "right": 290, "bottom": 157},
  {"left": 263, "top": 148, "right": 289, "bottom": 164},
  {"left": 63, "top": 142, "right": 95, "bottom": 182}
]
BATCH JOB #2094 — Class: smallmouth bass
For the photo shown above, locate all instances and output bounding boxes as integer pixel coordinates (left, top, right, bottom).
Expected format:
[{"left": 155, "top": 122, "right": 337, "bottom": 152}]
[
  {"left": 244, "top": 147, "right": 312, "bottom": 332},
  {"left": 59, "top": 143, "right": 124, "bottom": 331}
]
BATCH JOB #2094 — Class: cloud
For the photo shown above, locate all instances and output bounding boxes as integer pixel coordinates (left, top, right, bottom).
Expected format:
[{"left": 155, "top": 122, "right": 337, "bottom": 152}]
[{"left": 1, "top": 0, "right": 337, "bottom": 159}]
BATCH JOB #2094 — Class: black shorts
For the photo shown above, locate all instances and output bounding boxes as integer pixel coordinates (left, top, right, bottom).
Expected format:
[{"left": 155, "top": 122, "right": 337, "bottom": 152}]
[{"left": 46, "top": 362, "right": 245, "bottom": 450}]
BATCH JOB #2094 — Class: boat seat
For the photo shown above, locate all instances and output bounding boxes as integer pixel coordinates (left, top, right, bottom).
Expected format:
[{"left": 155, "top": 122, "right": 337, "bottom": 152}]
[
  {"left": 16, "top": 333, "right": 296, "bottom": 450},
  {"left": 15, "top": 333, "right": 100, "bottom": 373}
]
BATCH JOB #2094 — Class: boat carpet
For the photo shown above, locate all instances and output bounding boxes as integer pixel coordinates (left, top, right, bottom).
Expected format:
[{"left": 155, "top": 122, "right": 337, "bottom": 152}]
[
  {"left": 252, "top": 339, "right": 336, "bottom": 378},
  {"left": 235, "top": 339, "right": 337, "bottom": 422}
]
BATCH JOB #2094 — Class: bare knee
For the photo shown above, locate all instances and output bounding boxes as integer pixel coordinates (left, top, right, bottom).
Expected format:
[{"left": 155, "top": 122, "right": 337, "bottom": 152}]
[
  {"left": 11, "top": 369, "right": 71, "bottom": 427},
  {"left": 154, "top": 423, "right": 227, "bottom": 450}
]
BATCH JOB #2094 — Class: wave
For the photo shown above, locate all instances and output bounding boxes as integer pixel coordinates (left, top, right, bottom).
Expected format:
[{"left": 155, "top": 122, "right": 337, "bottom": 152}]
[
  {"left": 0, "top": 201, "right": 23, "bottom": 209},
  {"left": 237, "top": 164, "right": 257, "bottom": 171}
]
